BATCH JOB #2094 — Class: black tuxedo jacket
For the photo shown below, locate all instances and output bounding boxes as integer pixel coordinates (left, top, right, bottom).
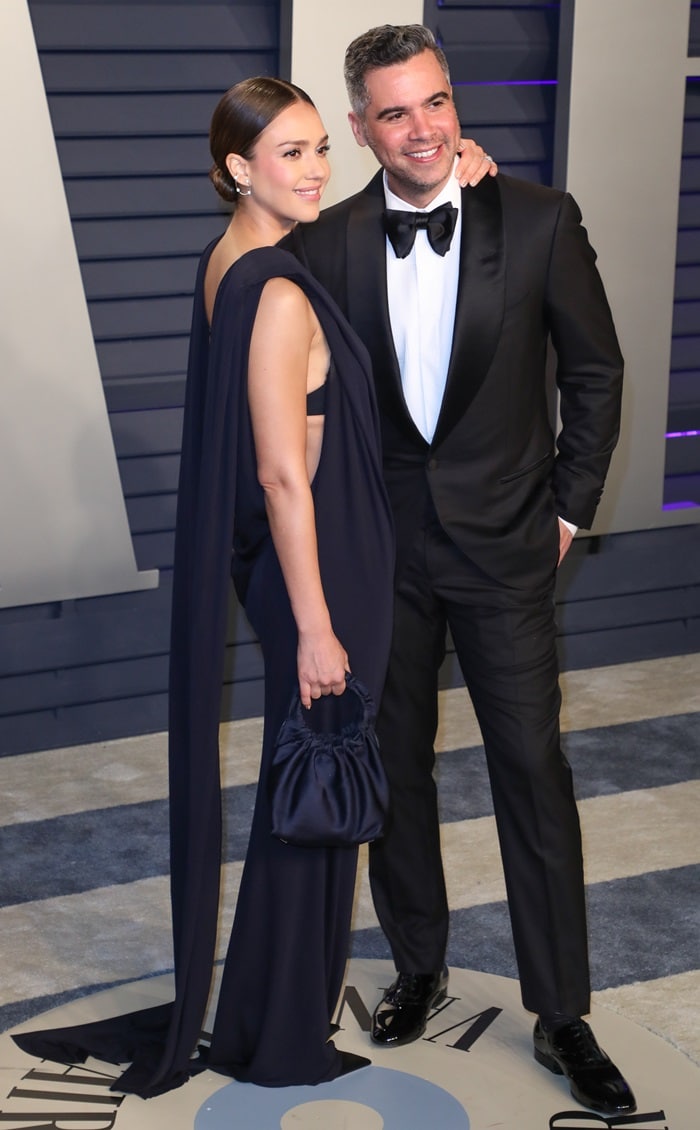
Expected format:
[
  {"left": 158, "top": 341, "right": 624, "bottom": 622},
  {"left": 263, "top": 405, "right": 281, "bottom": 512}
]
[{"left": 283, "top": 171, "right": 623, "bottom": 588}]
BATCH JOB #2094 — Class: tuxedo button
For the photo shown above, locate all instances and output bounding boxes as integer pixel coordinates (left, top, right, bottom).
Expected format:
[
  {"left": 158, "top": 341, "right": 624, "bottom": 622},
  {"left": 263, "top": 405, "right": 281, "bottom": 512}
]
[{"left": 427, "top": 458, "right": 439, "bottom": 471}]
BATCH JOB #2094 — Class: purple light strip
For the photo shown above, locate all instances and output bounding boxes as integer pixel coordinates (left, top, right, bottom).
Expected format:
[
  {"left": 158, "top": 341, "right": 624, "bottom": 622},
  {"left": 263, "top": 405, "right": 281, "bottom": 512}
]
[
  {"left": 452, "top": 80, "right": 558, "bottom": 87},
  {"left": 662, "top": 501, "right": 699, "bottom": 509},
  {"left": 666, "top": 429, "right": 700, "bottom": 438}
]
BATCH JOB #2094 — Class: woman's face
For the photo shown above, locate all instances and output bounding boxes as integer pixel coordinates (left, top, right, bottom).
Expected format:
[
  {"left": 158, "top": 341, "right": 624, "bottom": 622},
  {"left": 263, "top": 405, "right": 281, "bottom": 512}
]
[{"left": 232, "top": 101, "right": 331, "bottom": 227}]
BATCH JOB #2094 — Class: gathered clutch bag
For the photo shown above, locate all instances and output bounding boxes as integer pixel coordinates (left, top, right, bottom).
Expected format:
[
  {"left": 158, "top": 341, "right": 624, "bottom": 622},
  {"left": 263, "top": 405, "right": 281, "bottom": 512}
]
[{"left": 268, "top": 673, "right": 389, "bottom": 847}]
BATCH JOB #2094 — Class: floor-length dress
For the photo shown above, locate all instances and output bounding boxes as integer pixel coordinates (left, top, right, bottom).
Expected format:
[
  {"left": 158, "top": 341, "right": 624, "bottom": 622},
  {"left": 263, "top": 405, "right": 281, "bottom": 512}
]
[{"left": 13, "top": 244, "right": 394, "bottom": 1096}]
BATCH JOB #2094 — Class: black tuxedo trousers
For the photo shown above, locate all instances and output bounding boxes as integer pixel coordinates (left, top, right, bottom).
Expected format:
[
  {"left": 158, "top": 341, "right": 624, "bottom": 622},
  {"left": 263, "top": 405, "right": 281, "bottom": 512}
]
[{"left": 369, "top": 489, "right": 590, "bottom": 1017}]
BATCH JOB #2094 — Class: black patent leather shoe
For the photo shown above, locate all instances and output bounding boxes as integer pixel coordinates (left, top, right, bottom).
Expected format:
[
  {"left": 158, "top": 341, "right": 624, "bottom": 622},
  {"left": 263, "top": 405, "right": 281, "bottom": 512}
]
[
  {"left": 371, "top": 966, "right": 448, "bottom": 1046},
  {"left": 533, "top": 1018, "right": 636, "bottom": 1115}
]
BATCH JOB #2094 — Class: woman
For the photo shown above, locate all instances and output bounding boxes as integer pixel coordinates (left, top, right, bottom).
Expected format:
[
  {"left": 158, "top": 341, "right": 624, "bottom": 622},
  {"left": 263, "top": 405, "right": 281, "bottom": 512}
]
[{"left": 14, "top": 78, "right": 494, "bottom": 1096}]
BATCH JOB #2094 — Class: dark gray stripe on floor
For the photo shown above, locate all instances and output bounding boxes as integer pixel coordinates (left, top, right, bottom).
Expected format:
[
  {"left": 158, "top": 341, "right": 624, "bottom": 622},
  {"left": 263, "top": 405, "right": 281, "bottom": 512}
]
[
  {"left": 437, "top": 712, "right": 700, "bottom": 823},
  {"left": 1, "top": 714, "right": 696, "bottom": 907},
  {"left": 0, "top": 785, "right": 257, "bottom": 907},
  {"left": 350, "top": 864, "right": 700, "bottom": 991}
]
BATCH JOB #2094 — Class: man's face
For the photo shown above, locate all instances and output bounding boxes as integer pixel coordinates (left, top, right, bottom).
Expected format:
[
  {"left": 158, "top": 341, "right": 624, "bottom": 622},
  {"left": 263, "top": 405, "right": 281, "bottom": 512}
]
[{"left": 348, "top": 49, "right": 461, "bottom": 208}]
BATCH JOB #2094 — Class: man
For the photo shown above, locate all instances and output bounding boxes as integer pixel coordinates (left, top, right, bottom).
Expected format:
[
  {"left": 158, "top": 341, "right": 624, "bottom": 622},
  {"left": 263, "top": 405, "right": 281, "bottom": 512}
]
[{"left": 284, "top": 24, "right": 633, "bottom": 1117}]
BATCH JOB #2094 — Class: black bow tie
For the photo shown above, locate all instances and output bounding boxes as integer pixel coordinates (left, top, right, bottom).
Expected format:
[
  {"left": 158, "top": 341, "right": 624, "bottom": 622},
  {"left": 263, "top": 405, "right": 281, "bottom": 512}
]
[{"left": 384, "top": 203, "right": 458, "bottom": 259}]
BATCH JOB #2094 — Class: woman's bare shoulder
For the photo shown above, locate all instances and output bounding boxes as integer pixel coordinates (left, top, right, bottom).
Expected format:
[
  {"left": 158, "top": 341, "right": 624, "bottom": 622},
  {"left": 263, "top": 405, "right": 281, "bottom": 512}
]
[{"left": 256, "top": 275, "right": 313, "bottom": 325}]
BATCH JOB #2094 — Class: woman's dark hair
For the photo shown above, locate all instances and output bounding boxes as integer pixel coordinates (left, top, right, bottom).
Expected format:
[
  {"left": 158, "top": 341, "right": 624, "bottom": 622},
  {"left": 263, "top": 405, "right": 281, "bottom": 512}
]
[{"left": 209, "top": 76, "right": 315, "bottom": 203}]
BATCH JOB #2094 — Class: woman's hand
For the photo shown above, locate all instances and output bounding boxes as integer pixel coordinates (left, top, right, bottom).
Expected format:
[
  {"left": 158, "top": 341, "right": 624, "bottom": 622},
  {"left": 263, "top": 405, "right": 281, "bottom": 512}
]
[
  {"left": 455, "top": 140, "right": 498, "bottom": 188},
  {"left": 297, "top": 629, "right": 349, "bottom": 708}
]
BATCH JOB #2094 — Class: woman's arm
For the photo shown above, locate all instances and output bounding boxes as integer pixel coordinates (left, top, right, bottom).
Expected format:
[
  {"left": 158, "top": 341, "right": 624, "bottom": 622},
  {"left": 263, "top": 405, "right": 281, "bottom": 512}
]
[{"left": 248, "top": 277, "right": 348, "bottom": 707}]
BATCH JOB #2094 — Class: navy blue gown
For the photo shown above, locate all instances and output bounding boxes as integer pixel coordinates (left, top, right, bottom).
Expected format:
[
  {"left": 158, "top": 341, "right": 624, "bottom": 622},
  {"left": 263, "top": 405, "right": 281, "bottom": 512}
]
[{"left": 13, "top": 245, "right": 394, "bottom": 1095}]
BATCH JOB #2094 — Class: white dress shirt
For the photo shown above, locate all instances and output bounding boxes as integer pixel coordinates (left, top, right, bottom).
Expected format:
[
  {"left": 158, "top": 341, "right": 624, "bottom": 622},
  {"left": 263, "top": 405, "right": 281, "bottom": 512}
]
[{"left": 384, "top": 166, "right": 462, "bottom": 443}]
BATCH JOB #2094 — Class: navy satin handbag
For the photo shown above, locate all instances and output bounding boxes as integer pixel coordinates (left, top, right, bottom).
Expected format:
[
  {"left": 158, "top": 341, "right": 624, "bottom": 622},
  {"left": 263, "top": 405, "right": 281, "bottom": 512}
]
[{"left": 268, "top": 673, "right": 389, "bottom": 847}]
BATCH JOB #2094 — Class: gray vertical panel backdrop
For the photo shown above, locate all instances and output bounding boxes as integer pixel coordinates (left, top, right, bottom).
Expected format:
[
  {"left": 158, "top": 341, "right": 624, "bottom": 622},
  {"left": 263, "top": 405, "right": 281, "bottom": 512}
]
[
  {"left": 671, "top": 6, "right": 700, "bottom": 505},
  {"left": 0, "top": 0, "right": 698, "bottom": 757},
  {"left": 0, "top": 1, "right": 280, "bottom": 755}
]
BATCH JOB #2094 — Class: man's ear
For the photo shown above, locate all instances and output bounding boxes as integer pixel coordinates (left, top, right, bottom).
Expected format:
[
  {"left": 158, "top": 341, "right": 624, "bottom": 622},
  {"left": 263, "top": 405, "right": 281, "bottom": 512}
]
[{"left": 348, "top": 111, "right": 368, "bottom": 148}]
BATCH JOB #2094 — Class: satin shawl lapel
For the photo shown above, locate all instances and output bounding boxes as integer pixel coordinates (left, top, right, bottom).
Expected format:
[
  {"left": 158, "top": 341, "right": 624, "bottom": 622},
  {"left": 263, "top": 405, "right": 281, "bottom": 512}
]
[
  {"left": 346, "top": 173, "right": 423, "bottom": 446},
  {"left": 432, "top": 176, "right": 505, "bottom": 449}
]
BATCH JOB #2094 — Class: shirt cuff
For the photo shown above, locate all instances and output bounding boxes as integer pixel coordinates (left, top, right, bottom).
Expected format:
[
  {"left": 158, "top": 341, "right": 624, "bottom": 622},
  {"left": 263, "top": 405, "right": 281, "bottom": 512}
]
[{"left": 559, "top": 517, "right": 578, "bottom": 537}]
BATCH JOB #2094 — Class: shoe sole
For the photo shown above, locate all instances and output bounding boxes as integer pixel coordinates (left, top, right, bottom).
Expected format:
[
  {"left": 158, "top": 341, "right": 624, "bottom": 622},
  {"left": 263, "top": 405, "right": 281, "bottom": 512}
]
[
  {"left": 533, "top": 1046, "right": 637, "bottom": 1116},
  {"left": 533, "top": 1045, "right": 564, "bottom": 1075}
]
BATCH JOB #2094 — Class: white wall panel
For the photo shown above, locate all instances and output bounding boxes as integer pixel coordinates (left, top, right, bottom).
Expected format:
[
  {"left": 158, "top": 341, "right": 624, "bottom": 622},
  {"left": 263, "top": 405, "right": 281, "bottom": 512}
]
[{"left": 290, "top": 0, "right": 423, "bottom": 206}]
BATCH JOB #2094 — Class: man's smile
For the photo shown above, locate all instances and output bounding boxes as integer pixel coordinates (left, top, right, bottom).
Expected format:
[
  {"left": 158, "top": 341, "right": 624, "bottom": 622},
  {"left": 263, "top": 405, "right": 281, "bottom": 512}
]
[{"left": 405, "top": 144, "right": 442, "bottom": 161}]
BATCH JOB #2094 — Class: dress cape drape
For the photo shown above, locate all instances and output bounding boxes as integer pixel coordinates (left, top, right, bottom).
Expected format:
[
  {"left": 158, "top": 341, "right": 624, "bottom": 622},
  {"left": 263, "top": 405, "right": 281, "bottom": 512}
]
[{"left": 13, "top": 245, "right": 394, "bottom": 1097}]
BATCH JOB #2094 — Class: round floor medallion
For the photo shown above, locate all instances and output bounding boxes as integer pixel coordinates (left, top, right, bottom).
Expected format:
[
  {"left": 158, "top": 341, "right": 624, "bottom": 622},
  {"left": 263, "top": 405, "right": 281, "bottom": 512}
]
[{"left": 3, "top": 960, "right": 697, "bottom": 1128}]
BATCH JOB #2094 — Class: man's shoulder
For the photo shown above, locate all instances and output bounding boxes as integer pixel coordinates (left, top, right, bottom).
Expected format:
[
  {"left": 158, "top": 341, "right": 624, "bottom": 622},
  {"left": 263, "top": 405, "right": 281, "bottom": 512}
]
[
  {"left": 476, "top": 172, "right": 577, "bottom": 233},
  {"left": 493, "top": 172, "right": 566, "bottom": 209}
]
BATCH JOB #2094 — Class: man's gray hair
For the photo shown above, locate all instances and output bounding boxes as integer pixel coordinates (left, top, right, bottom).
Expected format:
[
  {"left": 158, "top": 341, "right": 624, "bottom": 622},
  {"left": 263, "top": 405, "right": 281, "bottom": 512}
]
[{"left": 344, "top": 24, "right": 451, "bottom": 117}]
